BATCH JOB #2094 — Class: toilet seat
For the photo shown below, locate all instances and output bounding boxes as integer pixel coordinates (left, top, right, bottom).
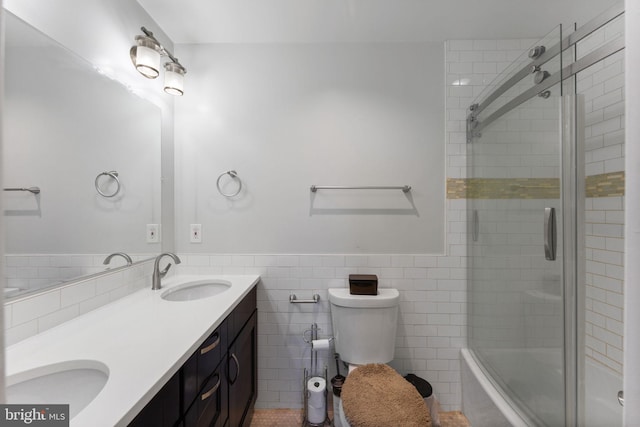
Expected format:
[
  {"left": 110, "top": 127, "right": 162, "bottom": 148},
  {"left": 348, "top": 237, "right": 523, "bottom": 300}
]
[{"left": 338, "top": 364, "right": 431, "bottom": 427}]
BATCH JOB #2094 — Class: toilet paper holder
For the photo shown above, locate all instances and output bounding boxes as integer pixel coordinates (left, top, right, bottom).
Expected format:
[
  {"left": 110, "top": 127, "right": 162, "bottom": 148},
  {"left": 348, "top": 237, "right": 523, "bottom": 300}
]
[{"left": 290, "top": 294, "right": 320, "bottom": 304}]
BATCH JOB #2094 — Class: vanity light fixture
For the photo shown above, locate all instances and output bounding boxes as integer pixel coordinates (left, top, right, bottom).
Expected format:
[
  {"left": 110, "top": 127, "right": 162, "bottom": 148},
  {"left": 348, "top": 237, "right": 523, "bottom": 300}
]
[
  {"left": 163, "top": 62, "right": 186, "bottom": 96},
  {"left": 130, "top": 26, "right": 187, "bottom": 96}
]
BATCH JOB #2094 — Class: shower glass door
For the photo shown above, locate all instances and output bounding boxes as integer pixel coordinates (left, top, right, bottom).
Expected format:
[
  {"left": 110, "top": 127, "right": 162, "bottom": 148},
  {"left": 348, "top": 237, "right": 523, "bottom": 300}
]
[{"left": 467, "top": 25, "right": 569, "bottom": 426}]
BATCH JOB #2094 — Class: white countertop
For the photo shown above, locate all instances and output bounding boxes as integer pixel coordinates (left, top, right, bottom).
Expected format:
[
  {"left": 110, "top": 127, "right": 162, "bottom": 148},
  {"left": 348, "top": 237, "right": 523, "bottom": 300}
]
[{"left": 5, "top": 274, "right": 260, "bottom": 427}]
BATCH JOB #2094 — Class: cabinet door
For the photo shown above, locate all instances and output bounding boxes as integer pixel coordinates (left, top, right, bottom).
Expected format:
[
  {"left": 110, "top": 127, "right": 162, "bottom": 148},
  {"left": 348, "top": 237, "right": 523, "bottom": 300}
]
[{"left": 228, "top": 310, "right": 258, "bottom": 427}]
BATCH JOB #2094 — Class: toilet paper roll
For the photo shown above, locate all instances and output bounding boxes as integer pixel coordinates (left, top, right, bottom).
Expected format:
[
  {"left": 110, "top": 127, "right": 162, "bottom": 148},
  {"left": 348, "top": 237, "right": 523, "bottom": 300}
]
[
  {"left": 311, "top": 339, "right": 331, "bottom": 351},
  {"left": 307, "top": 377, "right": 326, "bottom": 424}
]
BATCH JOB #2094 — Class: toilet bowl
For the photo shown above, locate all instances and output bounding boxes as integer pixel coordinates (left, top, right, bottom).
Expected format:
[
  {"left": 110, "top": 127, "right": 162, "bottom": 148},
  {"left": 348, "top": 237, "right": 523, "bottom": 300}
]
[
  {"left": 329, "top": 288, "right": 432, "bottom": 426},
  {"left": 328, "top": 288, "right": 400, "bottom": 425}
]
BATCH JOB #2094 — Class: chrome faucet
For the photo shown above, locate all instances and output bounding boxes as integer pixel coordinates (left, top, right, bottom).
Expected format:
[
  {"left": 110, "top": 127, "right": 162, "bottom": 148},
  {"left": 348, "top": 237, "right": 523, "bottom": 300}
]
[
  {"left": 152, "top": 252, "right": 181, "bottom": 290},
  {"left": 103, "top": 252, "right": 133, "bottom": 266}
]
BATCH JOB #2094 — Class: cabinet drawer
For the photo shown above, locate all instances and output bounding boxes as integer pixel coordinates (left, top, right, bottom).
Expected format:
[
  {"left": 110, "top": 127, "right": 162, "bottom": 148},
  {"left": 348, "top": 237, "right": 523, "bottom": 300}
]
[
  {"left": 198, "top": 321, "right": 227, "bottom": 389},
  {"left": 183, "top": 360, "right": 228, "bottom": 427},
  {"left": 183, "top": 320, "right": 227, "bottom": 409}
]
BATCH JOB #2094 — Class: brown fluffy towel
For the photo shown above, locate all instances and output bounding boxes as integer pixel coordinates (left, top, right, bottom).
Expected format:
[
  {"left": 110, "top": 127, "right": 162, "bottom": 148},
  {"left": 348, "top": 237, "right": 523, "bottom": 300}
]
[{"left": 341, "top": 364, "right": 432, "bottom": 427}]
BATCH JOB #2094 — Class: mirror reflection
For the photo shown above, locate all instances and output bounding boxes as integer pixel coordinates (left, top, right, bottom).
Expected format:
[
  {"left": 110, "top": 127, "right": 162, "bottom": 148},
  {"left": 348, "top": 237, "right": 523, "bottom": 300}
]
[{"left": 3, "top": 12, "right": 162, "bottom": 299}]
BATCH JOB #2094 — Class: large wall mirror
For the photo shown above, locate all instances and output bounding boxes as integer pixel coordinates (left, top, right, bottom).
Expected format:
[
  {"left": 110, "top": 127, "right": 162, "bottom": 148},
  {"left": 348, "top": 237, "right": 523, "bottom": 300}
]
[{"left": 3, "top": 12, "right": 162, "bottom": 300}]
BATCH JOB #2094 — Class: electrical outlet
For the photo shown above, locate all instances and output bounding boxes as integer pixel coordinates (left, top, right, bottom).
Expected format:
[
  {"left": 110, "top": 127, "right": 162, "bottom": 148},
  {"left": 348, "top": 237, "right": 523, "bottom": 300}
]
[
  {"left": 146, "top": 224, "right": 160, "bottom": 243},
  {"left": 190, "top": 224, "right": 202, "bottom": 243}
]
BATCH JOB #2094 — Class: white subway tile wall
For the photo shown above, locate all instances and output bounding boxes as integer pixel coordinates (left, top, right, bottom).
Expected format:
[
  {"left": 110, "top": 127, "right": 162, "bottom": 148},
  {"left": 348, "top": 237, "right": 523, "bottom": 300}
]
[
  {"left": 579, "top": 15, "right": 625, "bottom": 375},
  {"left": 175, "top": 242, "right": 468, "bottom": 410},
  {"left": 446, "top": 38, "right": 538, "bottom": 180},
  {"left": 578, "top": 16, "right": 625, "bottom": 176},
  {"left": 4, "top": 258, "right": 154, "bottom": 345},
  {"left": 585, "top": 196, "right": 625, "bottom": 373},
  {"left": 5, "top": 254, "right": 152, "bottom": 294}
]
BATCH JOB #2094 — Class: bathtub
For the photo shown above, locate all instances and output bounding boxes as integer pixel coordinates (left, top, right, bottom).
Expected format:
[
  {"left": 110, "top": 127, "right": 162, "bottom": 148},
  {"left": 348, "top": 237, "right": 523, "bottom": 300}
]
[
  {"left": 461, "top": 348, "right": 622, "bottom": 426},
  {"left": 583, "top": 357, "right": 623, "bottom": 427}
]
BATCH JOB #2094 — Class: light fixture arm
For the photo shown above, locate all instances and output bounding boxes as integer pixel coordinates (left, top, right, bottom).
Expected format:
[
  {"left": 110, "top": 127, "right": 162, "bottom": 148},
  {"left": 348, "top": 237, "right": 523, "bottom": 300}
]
[{"left": 140, "top": 26, "right": 186, "bottom": 72}]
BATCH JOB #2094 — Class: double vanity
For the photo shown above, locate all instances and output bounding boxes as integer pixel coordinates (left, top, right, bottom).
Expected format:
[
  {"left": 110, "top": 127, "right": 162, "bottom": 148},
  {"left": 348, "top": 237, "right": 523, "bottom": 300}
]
[{"left": 5, "top": 274, "right": 260, "bottom": 426}]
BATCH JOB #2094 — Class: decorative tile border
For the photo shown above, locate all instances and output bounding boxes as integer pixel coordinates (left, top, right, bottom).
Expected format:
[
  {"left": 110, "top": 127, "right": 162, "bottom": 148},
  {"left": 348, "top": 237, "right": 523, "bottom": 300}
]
[
  {"left": 448, "top": 172, "right": 625, "bottom": 199},
  {"left": 446, "top": 179, "right": 467, "bottom": 200},
  {"left": 586, "top": 171, "right": 625, "bottom": 198},
  {"left": 446, "top": 178, "right": 560, "bottom": 199}
]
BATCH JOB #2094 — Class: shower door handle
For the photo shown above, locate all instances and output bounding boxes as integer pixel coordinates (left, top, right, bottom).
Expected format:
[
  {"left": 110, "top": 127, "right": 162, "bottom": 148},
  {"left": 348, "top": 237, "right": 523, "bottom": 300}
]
[
  {"left": 544, "top": 207, "right": 557, "bottom": 261},
  {"left": 472, "top": 210, "right": 479, "bottom": 242}
]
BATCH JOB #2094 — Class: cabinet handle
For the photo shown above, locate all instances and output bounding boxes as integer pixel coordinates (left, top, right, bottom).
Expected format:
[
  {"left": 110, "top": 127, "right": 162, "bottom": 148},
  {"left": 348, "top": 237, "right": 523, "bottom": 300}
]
[
  {"left": 200, "top": 332, "right": 220, "bottom": 355},
  {"left": 229, "top": 353, "right": 240, "bottom": 385},
  {"left": 201, "top": 374, "right": 221, "bottom": 401}
]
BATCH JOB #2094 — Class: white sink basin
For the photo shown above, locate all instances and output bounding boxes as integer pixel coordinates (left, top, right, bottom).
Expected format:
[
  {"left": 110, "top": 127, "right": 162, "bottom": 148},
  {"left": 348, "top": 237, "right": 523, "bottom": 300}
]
[
  {"left": 162, "top": 280, "right": 232, "bottom": 301},
  {"left": 6, "top": 360, "right": 109, "bottom": 419}
]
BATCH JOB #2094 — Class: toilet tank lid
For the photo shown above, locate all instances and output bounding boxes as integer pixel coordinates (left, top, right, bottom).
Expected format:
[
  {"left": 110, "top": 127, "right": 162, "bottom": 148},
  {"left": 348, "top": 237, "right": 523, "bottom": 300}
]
[{"left": 328, "top": 288, "right": 399, "bottom": 308}]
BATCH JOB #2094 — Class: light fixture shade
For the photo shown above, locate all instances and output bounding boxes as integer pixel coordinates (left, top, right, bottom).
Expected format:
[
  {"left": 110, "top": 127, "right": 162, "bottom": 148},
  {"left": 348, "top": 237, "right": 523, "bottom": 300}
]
[
  {"left": 130, "top": 36, "right": 161, "bottom": 79},
  {"left": 164, "top": 62, "right": 186, "bottom": 96}
]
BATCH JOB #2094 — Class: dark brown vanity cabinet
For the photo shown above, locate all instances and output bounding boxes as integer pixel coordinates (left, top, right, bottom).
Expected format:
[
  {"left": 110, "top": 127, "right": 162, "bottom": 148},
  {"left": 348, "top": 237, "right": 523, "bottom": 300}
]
[{"left": 127, "top": 286, "right": 257, "bottom": 427}]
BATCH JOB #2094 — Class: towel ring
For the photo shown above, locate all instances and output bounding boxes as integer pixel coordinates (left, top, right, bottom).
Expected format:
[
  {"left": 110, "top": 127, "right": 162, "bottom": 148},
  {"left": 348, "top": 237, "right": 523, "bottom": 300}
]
[
  {"left": 216, "top": 170, "right": 242, "bottom": 197},
  {"left": 95, "top": 171, "right": 121, "bottom": 198}
]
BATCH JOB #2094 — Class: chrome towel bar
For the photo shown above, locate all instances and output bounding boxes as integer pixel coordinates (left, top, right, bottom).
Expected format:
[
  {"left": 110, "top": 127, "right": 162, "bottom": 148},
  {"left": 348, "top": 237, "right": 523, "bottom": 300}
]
[
  {"left": 310, "top": 185, "right": 411, "bottom": 193},
  {"left": 290, "top": 294, "right": 320, "bottom": 303},
  {"left": 4, "top": 187, "right": 40, "bottom": 194}
]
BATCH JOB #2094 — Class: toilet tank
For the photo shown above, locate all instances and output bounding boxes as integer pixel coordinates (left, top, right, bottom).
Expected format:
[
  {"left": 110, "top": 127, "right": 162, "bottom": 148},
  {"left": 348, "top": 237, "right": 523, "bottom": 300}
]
[{"left": 328, "top": 288, "right": 399, "bottom": 365}]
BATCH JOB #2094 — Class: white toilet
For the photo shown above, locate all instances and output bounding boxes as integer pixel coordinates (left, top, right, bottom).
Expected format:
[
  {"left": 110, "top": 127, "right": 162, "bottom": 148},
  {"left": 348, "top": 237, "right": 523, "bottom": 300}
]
[{"left": 328, "top": 288, "right": 400, "bottom": 425}]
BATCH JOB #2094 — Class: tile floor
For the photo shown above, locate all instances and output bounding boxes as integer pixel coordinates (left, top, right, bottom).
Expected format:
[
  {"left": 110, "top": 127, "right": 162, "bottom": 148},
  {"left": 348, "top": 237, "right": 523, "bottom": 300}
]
[{"left": 250, "top": 408, "right": 470, "bottom": 427}]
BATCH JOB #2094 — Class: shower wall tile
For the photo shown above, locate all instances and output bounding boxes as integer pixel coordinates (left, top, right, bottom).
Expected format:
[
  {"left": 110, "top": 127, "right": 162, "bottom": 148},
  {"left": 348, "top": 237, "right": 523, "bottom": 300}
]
[
  {"left": 585, "top": 195, "right": 625, "bottom": 373},
  {"left": 445, "top": 38, "right": 539, "bottom": 180},
  {"left": 580, "top": 15, "right": 626, "bottom": 376}
]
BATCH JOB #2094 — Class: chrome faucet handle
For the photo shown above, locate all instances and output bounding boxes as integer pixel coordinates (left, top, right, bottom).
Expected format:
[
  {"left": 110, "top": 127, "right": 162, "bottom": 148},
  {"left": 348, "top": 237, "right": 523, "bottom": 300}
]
[{"left": 159, "top": 263, "right": 172, "bottom": 278}]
